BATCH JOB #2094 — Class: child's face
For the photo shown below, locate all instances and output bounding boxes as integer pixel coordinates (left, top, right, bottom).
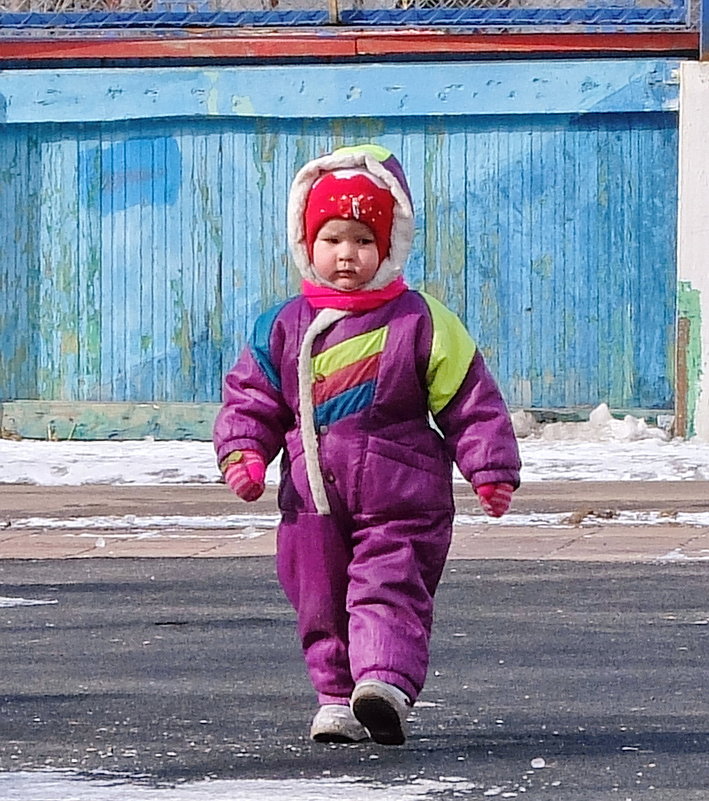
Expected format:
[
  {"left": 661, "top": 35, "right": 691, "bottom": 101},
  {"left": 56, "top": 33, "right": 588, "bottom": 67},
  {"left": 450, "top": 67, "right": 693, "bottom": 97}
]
[{"left": 312, "top": 219, "right": 380, "bottom": 291}]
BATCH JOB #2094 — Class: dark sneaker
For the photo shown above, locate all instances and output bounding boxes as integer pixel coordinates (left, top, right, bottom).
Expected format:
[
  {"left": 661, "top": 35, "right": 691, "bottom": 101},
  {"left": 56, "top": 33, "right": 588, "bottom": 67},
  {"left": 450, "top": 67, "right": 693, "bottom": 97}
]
[{"left": 351, "top": 680, "right": 410, "bottom": 745}]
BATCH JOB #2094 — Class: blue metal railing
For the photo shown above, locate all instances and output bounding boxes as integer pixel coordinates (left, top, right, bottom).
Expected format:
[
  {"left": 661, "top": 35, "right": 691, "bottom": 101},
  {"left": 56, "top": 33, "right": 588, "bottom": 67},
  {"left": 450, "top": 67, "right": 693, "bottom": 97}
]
[
  {"left": 0, "top": 0, "right": 697, "bottom": 32},
  {"left": 0, "top": 9, "right": 327, "bottom": 28},
  {"left": 345, "top": 5, "right": 690, "bottom": 27}
]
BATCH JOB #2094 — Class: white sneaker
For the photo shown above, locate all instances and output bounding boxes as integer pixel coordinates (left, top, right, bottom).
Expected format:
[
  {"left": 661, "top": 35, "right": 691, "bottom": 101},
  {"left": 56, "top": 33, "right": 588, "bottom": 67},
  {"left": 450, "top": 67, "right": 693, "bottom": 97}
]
[
  {"left": 310, "top": 704, "right": 369, "bottom": 743},
  {"left": 351, "top": 680, "right": 410, "bottom": 745}
]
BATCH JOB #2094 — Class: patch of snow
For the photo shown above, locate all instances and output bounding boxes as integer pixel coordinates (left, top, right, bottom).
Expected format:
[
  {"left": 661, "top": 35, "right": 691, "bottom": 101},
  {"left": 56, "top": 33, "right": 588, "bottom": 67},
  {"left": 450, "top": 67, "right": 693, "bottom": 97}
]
[
  {"left": 657, "top": 548, "right": 709, "bottom": 562},
  {"left": 8, "top": 509, "right": 709, "bottom": 536},
  {"left": 0, "top": 440, "right": 221, "bottom": 487},
  {"left": 0, "top": 597, "right": 57, "bottom": 608},
  {"left": 461, "top": 510, "right": 709, "bottom": 527},
  {"left": 9, "top": 514, "right": 281, "bottom": 531},
  {"left": 518, "top": 439, "right": 709, "bottom": 482},
  {"left": 1, "top": 405, "right": 709, "bottom": 486},
  {"left": 0, "top": 772, "right": 478, "bottom": 801}
]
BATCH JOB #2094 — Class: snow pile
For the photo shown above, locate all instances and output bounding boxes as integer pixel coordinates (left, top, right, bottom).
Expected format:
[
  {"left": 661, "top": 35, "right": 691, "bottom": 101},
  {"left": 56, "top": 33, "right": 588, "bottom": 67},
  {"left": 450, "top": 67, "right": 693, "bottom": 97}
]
[{"left": 512, "top": 403, "right": 669, "bottom": 442}]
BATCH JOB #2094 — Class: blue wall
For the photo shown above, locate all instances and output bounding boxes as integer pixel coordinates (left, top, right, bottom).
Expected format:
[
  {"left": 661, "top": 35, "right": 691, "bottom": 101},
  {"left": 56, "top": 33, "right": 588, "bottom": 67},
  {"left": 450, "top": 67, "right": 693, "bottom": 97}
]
[{"left": 0, "top": 60, "right": 679, "bottom": 410}]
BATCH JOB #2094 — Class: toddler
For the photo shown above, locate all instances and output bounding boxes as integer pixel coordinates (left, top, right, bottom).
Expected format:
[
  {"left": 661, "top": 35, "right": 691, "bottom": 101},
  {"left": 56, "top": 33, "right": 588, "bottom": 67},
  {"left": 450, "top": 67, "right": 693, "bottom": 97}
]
[{"left": 213, "top": 143, "right": 521, "bottom": 745}]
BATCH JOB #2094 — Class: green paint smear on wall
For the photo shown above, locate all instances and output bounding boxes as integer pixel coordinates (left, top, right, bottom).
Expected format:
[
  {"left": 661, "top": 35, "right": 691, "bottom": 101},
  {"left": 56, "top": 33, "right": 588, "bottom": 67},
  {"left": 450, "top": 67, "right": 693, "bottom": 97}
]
[{"left": 678, "top": 280, "right": 703, "bottom": 438}]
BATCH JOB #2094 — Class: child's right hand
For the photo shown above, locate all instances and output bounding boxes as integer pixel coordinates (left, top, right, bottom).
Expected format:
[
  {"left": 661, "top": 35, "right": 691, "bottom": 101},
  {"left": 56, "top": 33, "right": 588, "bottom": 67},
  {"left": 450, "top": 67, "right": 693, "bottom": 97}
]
[{"left": 224, "top": 450, "right": 266, "bottom": 501}]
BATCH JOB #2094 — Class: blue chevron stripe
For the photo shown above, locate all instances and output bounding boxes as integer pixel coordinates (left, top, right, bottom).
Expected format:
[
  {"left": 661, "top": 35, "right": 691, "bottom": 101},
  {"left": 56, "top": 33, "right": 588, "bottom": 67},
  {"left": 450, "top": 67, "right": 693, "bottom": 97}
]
[{"left": 314, "top": 380, "right": 375, "bottom": 427}]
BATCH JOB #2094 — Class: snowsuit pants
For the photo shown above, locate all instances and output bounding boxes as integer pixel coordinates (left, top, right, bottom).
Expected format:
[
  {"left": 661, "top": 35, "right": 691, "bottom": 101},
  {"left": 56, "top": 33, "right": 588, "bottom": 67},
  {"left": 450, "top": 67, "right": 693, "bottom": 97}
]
[{"left": 276, "top": 506, "right": 453, "bottom": 705}]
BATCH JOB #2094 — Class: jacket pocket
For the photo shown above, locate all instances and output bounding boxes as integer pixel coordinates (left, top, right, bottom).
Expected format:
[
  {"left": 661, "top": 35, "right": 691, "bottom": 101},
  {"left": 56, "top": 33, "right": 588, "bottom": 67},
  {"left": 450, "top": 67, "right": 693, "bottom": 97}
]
[
  {"left": 277, "top": 434, "right": 311, "bottom": 512},
  {"left": 359, "top": 434, "right": 454, "bottom": 517}
]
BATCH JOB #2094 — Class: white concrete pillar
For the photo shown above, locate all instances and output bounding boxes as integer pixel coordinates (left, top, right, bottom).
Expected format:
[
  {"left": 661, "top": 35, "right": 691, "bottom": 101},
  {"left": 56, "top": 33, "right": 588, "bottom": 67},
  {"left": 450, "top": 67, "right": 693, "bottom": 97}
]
[{"left": 678, "top": 62, "right": 709, "bottom": 441}]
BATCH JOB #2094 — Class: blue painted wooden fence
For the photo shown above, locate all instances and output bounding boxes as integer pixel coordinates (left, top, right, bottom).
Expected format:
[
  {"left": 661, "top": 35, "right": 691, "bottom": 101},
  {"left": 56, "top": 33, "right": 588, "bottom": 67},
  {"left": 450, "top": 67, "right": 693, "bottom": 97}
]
[{"left": 0, "top": 60, "right": 679, "bottom": 413}]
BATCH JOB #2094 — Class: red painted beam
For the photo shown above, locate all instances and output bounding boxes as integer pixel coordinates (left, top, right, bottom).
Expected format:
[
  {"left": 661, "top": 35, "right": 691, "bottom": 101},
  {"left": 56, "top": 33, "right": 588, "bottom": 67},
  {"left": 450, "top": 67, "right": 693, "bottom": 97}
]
[
  {"left": 356, "top": 32, "right": 699, "bottom": 55},
  {"left": 0, "top": 35, "right": 358, "bottom": 60},
  {"left": 0, "top": 31, "right": 697, "bottom": 62}
]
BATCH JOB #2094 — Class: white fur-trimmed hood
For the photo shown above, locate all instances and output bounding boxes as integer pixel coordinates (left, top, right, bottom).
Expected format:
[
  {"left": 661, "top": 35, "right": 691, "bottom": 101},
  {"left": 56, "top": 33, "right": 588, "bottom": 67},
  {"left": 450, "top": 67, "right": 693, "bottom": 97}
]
[{"left": 287, "top": 144, "right": 415, "bottom": 291}]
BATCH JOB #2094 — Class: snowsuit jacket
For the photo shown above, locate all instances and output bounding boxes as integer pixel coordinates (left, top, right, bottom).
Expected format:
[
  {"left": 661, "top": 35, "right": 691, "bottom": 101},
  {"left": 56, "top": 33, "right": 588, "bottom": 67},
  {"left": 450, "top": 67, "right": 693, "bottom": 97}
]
[{"left": 213, "top": 289, "right": 521, "bottom": 521}]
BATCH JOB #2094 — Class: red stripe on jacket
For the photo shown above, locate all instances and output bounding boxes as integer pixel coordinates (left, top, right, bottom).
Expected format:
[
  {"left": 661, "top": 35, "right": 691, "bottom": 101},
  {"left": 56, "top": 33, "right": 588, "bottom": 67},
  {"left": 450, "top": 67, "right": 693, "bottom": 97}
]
[{"left": 313, "top": 352, "right": 381, "bottom": 407}]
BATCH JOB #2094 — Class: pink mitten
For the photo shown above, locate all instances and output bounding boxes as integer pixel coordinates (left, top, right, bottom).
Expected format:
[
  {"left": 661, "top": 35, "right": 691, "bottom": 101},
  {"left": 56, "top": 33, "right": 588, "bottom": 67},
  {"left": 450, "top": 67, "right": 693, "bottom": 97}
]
[
  {"left": 476, "top": 482, "right": 514, "bottom": 518},
  {"left": 223, "top": 450, "right": 266, "bottom": 502}
]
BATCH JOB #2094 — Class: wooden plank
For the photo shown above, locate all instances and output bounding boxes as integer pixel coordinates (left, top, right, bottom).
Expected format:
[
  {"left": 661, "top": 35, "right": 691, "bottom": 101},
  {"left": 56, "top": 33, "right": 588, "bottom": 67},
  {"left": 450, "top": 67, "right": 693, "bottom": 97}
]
[
  {"left": 123, "top": 140, "right": 146, "bottom": 401},
  {"left": 0, "top": 60, "right": 680, "bottom": 124},
  {"left": 565, "top": 119, "right": 585, "bottom": 407},
  {"left": 634, "top": 118, "right": 677, "bottom": 408},
  {"left": 77, "top": 132, "right": 103, "bottom": 401},
  {"left": 398, "top": 125, "right": 426, "bottom": 291},
  {"left": 174, "top": 126, "right": 196, "bottom": 399},
  {"left": 445, "top": 126, "right": 467, "bottom": 320},
  {"left": 0, "top": 129, "right": 32, "bottom": 400},
  {"left": 675, "top": 316, "right": 690, "bottom": 437},
  {"left": 151, "top": 131, "right": 171, "bottom": 401},
  {"left": 601, "top": 117, "right": 629, "bottom": 407},
  {"left": 37, "top": 137, "right": 80, "bottom": 400},
  {"left": 107, "top": 135, "right": 128, "bottom": 400},
  {"left": 422, "top": 125, "right": 468, "bottom": 315},
  {"left": 138, "top": 135, "right": 158, "bottom": 402},
  {"left": 0, "top": 400, "right": 672, "bottom": 441},
  {"left": 577, "top": 116, "right": 602, "bottom": 408},
  {"left": 192, "top": 126, "right": 224, "bottom": 402},
  {"left": 531, "top": 121, "right": 558, "bottom": 408},
  {"left": 0, "top": 400, "right": 219, "bottom": 441},
  {"left": 219, "top": 124, "right": 245, "bottom": 375},
  {"left": 465, "top": 118, "right": 515, "bottom": 399}
]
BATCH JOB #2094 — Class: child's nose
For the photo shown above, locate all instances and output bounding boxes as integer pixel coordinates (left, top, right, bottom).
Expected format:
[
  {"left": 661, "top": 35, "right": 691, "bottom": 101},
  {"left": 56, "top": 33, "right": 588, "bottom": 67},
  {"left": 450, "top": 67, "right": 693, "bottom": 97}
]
[{"left": 338, "top": 240, "right": 357, "bottom": 258}]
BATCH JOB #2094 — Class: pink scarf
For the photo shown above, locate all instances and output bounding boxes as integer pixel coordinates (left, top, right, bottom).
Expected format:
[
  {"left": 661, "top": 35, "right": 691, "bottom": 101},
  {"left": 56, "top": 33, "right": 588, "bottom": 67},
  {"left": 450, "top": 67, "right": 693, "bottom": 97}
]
[{"left": 302, "top": 276, "right": 408, "bottom": 312}]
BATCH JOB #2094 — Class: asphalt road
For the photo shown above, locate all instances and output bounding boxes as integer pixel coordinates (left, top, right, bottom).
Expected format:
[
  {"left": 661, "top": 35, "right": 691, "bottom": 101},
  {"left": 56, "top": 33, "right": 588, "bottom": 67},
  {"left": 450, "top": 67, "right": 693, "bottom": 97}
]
[{"left": 1, "top": 556, "right": 707, "bottom": 799}]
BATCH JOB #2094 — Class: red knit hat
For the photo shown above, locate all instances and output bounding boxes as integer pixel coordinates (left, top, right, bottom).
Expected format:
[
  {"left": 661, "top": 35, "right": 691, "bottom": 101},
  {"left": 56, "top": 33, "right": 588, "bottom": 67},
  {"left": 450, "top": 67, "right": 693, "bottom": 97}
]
[{"left": 304, "top": 169, "right": 395, "bottom": 263}]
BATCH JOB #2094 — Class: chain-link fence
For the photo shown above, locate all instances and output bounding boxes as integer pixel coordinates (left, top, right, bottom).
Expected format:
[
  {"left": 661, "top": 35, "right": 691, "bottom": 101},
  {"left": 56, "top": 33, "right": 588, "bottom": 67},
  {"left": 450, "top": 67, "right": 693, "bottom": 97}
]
[{"left": 0, "top": 0, "right": 696, "bottom": 33}]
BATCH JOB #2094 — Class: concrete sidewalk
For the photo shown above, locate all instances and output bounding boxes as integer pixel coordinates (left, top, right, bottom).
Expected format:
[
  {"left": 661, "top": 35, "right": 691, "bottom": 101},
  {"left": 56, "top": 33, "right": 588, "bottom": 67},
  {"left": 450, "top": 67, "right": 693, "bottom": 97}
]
[{"left": 2, "top": 481, "right": 709, "bottom": 562}]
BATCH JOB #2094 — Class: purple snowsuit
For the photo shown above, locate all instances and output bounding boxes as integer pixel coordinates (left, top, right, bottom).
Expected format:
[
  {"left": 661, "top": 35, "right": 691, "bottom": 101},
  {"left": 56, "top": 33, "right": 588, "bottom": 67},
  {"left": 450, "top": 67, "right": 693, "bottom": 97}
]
[{"left": 213, "top": 289, "right": 521, "bottom": 705}]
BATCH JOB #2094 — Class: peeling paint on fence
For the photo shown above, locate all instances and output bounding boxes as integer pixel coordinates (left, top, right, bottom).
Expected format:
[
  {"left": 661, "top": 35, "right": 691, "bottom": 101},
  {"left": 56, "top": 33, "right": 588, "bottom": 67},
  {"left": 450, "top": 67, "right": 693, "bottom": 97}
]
[
  {"left": 678, "top": 281, "right": 703, "bottom": 438},
  {"left": 0, "top": 61, "right": 680, "bottom": 123}
]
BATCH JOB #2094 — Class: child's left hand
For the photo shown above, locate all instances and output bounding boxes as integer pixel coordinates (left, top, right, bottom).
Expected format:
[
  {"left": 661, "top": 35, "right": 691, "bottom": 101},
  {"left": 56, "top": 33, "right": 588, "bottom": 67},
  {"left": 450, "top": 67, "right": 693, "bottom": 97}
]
[{"left": 476, "top": 482, "right": 514, "bottom": 517}]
